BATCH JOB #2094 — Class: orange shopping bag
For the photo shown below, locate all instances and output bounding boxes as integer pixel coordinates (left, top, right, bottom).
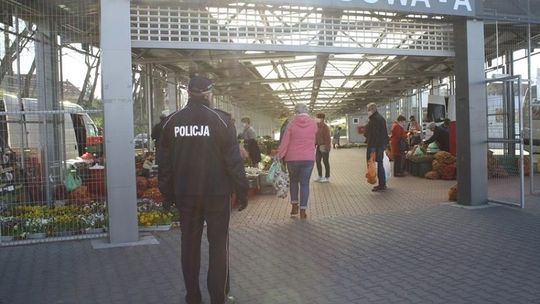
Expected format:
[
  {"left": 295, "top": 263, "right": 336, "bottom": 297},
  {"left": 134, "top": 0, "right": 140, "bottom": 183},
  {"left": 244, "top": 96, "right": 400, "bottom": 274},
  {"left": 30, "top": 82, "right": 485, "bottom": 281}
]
[{"left": 366, "top": 152, "right": 377, "bottom": 184}]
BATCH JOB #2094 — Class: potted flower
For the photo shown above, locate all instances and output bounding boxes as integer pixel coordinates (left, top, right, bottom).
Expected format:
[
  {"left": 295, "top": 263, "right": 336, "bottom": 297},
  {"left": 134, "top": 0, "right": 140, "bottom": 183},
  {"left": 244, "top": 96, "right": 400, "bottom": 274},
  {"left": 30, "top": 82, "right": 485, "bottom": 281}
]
[
  {"left": 80, "top": 213, "right": 106, "bottom": 234},
  {"left": 24, "top": 217, "right": 50, "bottom": 239},
  {"left": 138, "top": 210, "right": 174, "bottom": 231},
  {"left": 51, "top": 214, "right": 81, "bottom": 236},
  {"left": 0, "top": 216, "right": 22, "bottom": 242}
]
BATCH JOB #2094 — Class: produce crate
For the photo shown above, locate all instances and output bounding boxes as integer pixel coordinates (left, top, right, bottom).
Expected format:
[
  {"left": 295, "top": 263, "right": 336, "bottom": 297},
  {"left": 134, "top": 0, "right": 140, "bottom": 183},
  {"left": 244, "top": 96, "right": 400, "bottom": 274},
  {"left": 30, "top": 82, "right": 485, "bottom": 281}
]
[{"left": 409, "top": 157, "right": 433, "bottom": 177}]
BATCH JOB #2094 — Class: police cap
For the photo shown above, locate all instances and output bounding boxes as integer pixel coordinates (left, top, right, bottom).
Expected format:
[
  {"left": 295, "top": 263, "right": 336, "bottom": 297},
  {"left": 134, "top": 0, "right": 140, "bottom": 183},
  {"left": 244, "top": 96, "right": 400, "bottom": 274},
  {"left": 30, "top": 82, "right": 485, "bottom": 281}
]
[{"left": 188, "top": 75, "right": 214, "bottom": 94}]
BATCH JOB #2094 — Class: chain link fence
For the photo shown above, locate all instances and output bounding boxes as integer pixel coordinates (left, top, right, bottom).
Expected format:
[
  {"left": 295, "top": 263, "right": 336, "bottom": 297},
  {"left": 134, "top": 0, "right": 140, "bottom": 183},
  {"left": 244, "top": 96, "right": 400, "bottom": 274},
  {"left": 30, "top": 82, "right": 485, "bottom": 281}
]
[{"left": 0, "top": 0, "right": 109, "bottom": 245}]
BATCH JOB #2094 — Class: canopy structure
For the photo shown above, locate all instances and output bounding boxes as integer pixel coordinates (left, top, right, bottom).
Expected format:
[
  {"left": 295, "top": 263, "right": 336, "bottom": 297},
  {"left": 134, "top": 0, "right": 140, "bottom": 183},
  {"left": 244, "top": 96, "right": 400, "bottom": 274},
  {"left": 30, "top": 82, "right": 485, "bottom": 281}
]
[{"left": 2, "top": 0, "right": 539, "bottom": 117}]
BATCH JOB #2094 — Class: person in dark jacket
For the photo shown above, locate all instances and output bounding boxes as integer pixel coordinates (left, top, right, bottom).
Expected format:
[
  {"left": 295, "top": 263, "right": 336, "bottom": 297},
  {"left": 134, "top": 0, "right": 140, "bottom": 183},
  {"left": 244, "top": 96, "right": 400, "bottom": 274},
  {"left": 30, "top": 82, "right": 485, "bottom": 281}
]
[
  {"left": 151, "top": 110, "right": 169, "bottom": 165},
  {"left": 158, "top": 75, "right": 248, "bottom": 304},
  {"left": 278, "top": 111, "right": 290, "bottom": 144},
  {"left": 390, "top": 115, "right": 407, "bottom": 177},
  {"left": 332, "top": 126, "right": 342, "bottom": 149},
  {"left": 365, "top": 102, "right": 388, "bottom": 192},
  {"left": 315, "top": 112, "right": 332, "bottom": 183},
  {"left": 240, "top": 117, "right": 262, "bottom": 166},
  {"left": 424, "top": 122, "right": 450, "bottom": 152},
  {"left": 151, "top": 111, "right": 169, "bottom": 148}
]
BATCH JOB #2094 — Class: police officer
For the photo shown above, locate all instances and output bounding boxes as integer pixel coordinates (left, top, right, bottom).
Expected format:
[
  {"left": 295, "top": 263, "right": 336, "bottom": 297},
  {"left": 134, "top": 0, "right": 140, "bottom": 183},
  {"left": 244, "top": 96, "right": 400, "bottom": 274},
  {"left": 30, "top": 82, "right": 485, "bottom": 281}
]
[{"left": 158, "top": 75, "right": 249, "bottom": 304}]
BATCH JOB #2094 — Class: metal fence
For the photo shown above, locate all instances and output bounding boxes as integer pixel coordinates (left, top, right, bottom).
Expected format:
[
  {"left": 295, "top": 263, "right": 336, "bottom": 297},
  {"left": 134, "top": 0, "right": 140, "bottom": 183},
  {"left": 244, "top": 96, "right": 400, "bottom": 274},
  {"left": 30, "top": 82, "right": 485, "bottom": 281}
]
[
  {"left": 484, "top": 21, "right": 540, "bottom": 207},
  {"left": 486, "top": 76, "right": 525, "bottom": 207},
  {"left": 0, "top": 0, "right": 109, "bottom": 245},
  {"left": 0, "top": 105, "right": 107, "bottom": 245}
]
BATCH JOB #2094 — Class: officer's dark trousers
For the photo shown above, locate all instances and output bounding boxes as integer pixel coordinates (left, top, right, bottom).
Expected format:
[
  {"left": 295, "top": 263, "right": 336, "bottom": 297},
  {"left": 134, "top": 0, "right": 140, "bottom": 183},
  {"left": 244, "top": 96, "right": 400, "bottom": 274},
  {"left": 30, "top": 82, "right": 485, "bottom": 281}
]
[{"left": 178, "top": 196, "right": 231, "bottom": 304}]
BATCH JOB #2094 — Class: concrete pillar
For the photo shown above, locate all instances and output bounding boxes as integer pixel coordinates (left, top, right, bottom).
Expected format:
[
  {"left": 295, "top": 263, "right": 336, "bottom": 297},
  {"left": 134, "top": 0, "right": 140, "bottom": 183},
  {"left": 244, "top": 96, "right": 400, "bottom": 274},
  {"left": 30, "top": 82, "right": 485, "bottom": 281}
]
[
  {"left": 454, "top": 19, "right": 488, "bottom": 206},
  {"left": 100, "top": 0, "right": 138, "bottom": 243}
]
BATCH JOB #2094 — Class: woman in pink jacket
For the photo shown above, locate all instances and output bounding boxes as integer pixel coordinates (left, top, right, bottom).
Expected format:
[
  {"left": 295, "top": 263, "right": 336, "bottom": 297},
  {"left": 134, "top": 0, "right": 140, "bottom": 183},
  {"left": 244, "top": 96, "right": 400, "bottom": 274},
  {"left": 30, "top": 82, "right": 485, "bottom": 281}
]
[{"left": 278, "top": 103, "right": 318, "bottom": 219}]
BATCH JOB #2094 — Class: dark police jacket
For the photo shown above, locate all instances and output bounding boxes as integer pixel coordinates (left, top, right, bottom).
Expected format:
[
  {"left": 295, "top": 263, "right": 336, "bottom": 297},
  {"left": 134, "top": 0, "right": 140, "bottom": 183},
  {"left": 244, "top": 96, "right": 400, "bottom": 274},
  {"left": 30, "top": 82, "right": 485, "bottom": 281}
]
[
  {"left": 365, "top": 111, "right": 388, "bottom": 149},
  {"left": 158, "top": 100, "right": 248, "bottom": 206}
]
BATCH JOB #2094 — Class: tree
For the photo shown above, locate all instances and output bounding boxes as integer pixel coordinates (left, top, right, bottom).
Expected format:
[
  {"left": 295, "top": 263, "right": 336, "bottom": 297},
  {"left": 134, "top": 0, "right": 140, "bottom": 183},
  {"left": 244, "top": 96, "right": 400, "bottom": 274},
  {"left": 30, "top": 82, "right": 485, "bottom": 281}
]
[
  {"left": 0, "top": 26, "right": 33, "bottom": 86},
  {"left": 77, "top": 47, "right": 100, "bottom": 109}
]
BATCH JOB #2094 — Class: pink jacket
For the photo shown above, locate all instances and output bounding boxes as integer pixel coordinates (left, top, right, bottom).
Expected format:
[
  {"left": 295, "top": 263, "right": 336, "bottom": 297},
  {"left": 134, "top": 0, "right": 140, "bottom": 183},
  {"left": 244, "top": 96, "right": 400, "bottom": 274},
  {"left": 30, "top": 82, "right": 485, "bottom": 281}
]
[{"left": 278, "top": 114, "right": 317, "bottom": 161}]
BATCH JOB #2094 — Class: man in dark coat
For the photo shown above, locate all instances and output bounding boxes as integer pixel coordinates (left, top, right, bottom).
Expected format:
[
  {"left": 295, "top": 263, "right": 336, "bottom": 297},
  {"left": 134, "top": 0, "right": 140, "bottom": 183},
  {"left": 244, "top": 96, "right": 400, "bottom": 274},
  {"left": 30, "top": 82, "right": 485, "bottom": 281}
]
[
  {"left": 365, "top": 102, "right": 388, "bottom": 192},
  {"left": 151, "top": 111, "right": 169, "bottom": 165},
  {"left": 158, "top": 75, "right": 248, "bottom": 304},
  {"left": 151, "top": 111, "right": 169, "bottom": 148},
  {"left": 424, "top": 122, "right": 450, "bottom": 152}
]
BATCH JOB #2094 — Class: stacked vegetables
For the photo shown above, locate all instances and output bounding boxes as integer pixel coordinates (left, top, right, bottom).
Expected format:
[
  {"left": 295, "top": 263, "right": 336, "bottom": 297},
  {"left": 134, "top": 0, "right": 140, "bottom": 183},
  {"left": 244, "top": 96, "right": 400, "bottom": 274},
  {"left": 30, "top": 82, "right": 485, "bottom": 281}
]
[
  {"left": 424, "top": 151, "right": 457, "bottom": 180},
  {"left": 448, "top": 184, "right": 458, "bottom": 201}
]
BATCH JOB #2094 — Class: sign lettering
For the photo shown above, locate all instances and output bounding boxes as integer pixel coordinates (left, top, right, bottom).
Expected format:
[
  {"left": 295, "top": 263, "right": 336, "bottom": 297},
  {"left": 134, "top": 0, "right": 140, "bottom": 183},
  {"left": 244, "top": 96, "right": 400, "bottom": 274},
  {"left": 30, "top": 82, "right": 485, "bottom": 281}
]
[
  {"left": 241, "top": 0, "right": 475, "bottom": 17},
  {"left": 174, "top": 125, "right": 210, "bottom": 137}
]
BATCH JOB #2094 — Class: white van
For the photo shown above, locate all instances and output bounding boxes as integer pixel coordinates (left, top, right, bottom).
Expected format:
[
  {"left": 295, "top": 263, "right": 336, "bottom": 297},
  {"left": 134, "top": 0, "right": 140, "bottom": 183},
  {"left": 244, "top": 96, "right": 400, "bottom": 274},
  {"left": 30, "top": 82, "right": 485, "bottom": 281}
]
[
  {"left": 0, "top": 94, "right": 100, "bottom": 160},
  {"left": 524, "top": 98, "right": 540, "bottom": 153}
]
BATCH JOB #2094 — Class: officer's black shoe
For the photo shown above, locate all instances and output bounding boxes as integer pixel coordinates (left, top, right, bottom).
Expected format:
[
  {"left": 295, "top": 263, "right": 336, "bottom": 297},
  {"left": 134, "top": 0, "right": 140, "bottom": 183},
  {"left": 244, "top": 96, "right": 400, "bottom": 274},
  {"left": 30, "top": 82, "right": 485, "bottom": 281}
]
[{"left": 185, "top": 295, "right": 202, "bottom": 304}]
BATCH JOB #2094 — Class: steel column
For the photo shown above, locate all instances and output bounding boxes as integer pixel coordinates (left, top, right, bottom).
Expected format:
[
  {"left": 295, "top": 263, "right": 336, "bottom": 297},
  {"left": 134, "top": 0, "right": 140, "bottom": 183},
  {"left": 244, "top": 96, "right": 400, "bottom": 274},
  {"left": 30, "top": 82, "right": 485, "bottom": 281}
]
[{"left": 35, "top": 18, "right": 62, "bottom": 204}]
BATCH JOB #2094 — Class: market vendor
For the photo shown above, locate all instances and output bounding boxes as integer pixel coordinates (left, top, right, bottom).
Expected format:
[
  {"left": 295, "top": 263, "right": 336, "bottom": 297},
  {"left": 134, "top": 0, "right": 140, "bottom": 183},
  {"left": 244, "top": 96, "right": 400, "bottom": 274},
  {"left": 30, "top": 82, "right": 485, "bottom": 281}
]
[
  {"left": 240, "top": 116, "right": 262, "bottom": 166},
  {"left": 423, "top": 122, "right": 449, "bottom": 152},
  {"left": 407, "top": 115, "right": 421, "bottom": 146}
]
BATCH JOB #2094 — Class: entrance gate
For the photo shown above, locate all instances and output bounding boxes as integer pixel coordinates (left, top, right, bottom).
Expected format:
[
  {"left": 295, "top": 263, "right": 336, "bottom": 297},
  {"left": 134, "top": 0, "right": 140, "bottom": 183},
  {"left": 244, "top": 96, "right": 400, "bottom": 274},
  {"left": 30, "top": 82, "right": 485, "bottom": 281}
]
[{"left": 486, "top": 75, "right": 525, "bottom": 208}]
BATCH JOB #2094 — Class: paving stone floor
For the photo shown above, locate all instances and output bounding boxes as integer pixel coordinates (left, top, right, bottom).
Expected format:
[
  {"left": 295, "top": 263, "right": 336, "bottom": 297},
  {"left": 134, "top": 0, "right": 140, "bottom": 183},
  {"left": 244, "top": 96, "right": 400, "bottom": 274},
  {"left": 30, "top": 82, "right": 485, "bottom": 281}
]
[{"left": 1, "top": 148, "right": 540, "bottom": 304}]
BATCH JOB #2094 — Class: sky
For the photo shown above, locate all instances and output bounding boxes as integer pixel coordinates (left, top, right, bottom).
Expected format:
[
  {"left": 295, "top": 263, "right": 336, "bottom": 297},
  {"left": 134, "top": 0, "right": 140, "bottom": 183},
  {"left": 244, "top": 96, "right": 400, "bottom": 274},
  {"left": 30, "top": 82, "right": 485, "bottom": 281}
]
[{"left": 0, "top": 34, "right": 101, "bottom": 99}]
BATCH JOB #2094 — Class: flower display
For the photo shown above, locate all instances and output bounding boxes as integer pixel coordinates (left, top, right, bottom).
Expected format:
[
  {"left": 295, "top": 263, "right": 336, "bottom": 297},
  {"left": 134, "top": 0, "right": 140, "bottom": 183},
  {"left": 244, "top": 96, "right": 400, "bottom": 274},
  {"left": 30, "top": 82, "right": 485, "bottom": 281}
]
[
  {"left": 1, "top": 199, "right": 176, "bottom": 242},
  {"left": 79, "top": 213, "right": 106, "bottom": 229},
  {"left": 137, "top": 198, "right": 176, "bottom": 227},
  {"left": 24, "top": 218, "right": 50, "bottom": 234},
  {"left": 0, "top": 216, "right": 22, "bottom": 237},
  {"left": 138, "top": 210, "right": 174, "bottom": 227},
  {"left": 51, "top": 214, "right": 82, "bottom": 233},
  {"left": 259, "top": 154, "right": 273, "bottom": 170}
]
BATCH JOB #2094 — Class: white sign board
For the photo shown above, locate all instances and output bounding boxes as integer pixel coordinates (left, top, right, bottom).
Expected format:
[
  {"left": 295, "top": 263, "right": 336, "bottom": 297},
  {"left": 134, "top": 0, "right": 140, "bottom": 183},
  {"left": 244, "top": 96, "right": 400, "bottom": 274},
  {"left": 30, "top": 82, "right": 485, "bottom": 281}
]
[{"left": 212, "top": 0, "right": 476, "bottom": 17}]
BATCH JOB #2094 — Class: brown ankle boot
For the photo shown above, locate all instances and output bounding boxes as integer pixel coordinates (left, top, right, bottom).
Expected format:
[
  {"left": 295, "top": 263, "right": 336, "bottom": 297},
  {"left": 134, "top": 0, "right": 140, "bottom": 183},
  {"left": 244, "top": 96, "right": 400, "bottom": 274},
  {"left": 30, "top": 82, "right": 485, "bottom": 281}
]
[
  {"left": 290, "top": 204, "right": 299, "bottom": 216},
  {"left": 300, "top": 209, "right": 307, "bottom": 219}
]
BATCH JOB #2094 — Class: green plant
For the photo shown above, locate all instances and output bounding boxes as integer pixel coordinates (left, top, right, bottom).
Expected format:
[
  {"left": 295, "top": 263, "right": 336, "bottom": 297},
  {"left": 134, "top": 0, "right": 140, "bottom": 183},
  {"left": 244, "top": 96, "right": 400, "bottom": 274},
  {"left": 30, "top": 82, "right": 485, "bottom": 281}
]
[
  {"left": 52, "top": 214, "right": 82, "bottom": 233},
  {"left": 138, "top": 210, "right": 173, "bottom": 226},
  {"left": 0, "top": 216, "right": 22, "bottom": 237},
  {"left": 24, "top": 218, "right": 50, "bottom": 234},
  {"left": 79, "top": 213, "right": 106, "bottom": 229}
]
